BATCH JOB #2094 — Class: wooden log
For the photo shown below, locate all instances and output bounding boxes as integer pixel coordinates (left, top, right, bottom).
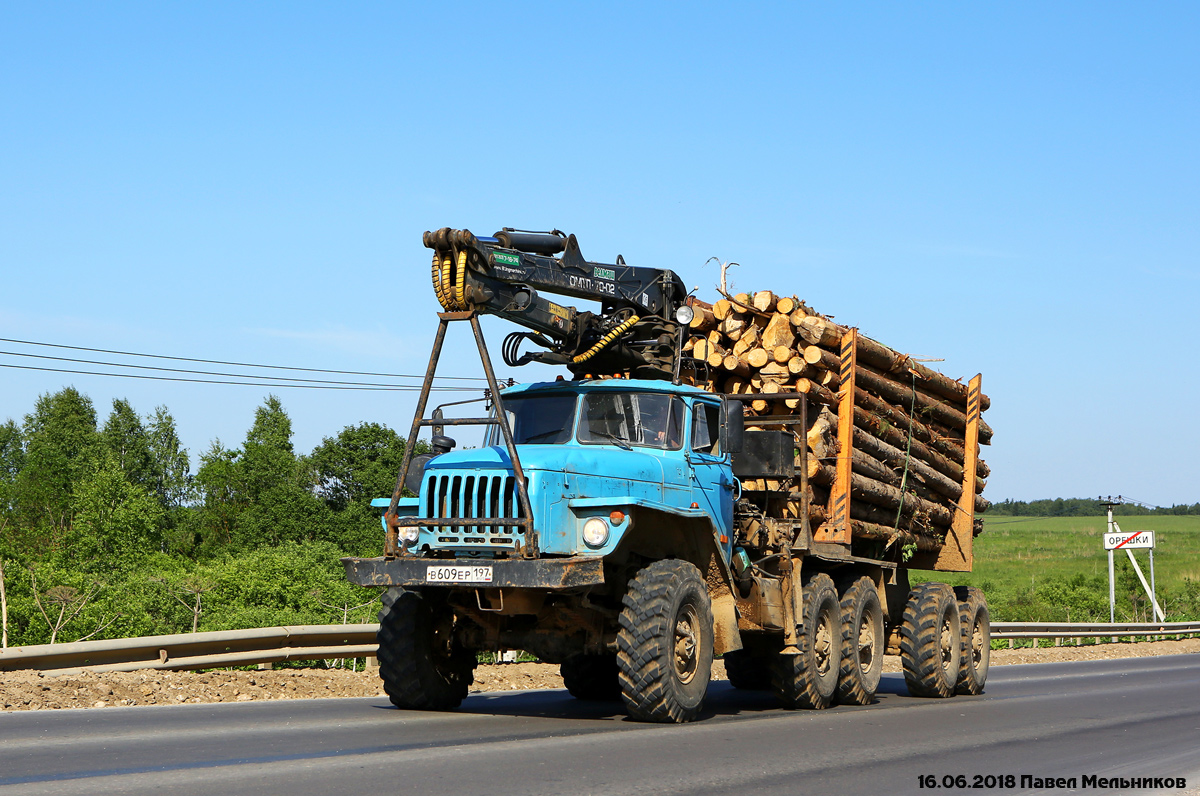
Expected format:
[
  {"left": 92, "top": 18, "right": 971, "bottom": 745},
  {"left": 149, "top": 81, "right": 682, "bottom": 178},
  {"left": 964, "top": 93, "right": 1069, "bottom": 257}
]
[
  {"left": 723, "top": 376, "right": 750, "bottom": 394},
  {"left": 761, "top": 312, "right": 795, "bottom": 350},
  {"left": 776, "top": 296, "right": 797, "bottom": 315},
  {"left": 759, "top": 361, "right": 792, "bottom": 382},
  {"left": 746, "top": 347, "right": 771, "bottom": 369},
  {"left": 796, "top": 315, "right": 843, "bottom": 347},
  {"left": 850, "top": 501, "right": 938, "bottom": 537},
  {"left": 786, "top": 377, "right": 838, "bottom": 409},
  {"left": 853, "top": 427, "right": 991, "bottom": 513},
  {"left": 692, "top": 338, "right": 711, "bottom": 361},
  {"left": 852, "top": 449, "right": 901, "bottom": 487},
  {"left": 789, "top": 307, "right": 812, "bottom": 327},
  {"left": 803, "top": 345, "right": 839, "bottom": 370},
  {"left": 772, "top": 345, "right": 795, "bottom": 364},
  {"left": 712, "top": 298, "right": 734, "bottom": 321},
  {"left": 846, "top": 519, "right": 942, "bottom": 552},
  {"left": 706, "top": 351, "right": 726, "bottom": 370},
  {"left": 811, "top": 462, "right": 956, "bottom": 526},
  {"left": 732, "top": 325, "right": 759, "bottom": 357},
  {"left": 853, "top": 403, "right": 965, "bottom": 485},
  {"left": 752, "top": 291, "right": 777, "bottom": 313},
  {"left": 719, "top": 314, "right": 748, "bottom": 341},
  {"left": 683, "top": 337, "right": 696, "bottom": 354},
  {"left": 722, "top": 354, "right": 750, "bottom": 377},
  {"left": 854, "top": 387, "right": 962, "bottom": 467},
  {"left": 687, "top": 306, "right": 716, "bottom": 332},
  {"left": 854, "top": 333, "right": 991, "bottom": 413},
  {"left": 855, "top": 363, "right": 993, "bottom": 444},
  {"left": 761, "top": 380, "right": 783, "bottom": 395},
  {"left": 787, "top": 357, "right": 807, "bottom": 376}
]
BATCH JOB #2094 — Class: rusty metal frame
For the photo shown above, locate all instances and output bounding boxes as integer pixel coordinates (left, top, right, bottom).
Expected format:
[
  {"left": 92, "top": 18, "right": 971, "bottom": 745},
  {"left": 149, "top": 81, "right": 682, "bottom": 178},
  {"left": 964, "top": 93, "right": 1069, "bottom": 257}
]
[
  {"left": 934, "top": 373, "right": 982, "bottom": 571},
  {"left": 384, "top": 311, "right": 537, "bottom": 558},
  {"left": 816, "top": 328, "right": 857, "bottom": 544}
]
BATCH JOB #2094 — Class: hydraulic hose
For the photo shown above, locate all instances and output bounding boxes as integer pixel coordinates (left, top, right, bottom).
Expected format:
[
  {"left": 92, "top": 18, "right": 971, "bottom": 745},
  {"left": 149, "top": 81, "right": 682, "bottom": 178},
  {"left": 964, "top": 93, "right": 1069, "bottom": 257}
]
[{"left": 572, "top": 315, "right": 640, "bottom": 364}]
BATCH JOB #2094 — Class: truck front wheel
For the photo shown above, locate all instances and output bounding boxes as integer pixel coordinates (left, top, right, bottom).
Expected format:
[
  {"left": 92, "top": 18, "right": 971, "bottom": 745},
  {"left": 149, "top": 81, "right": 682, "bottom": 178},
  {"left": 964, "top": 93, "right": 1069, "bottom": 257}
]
[
  {"left": 377, "top": 587, "right": 476, "bottom": 710},
  {"left": 616, "top": 559, "right": 714, "bottom": 723}
]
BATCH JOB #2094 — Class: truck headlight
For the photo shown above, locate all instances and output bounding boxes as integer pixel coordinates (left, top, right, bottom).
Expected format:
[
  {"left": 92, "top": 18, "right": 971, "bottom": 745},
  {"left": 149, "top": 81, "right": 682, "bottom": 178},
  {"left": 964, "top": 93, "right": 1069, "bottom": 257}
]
[
  {"left": 582, "top": 517, "right": 609, "bottom": 548},
  {"left": 400, "top": 527, "right": 420, "bottom": 545}
]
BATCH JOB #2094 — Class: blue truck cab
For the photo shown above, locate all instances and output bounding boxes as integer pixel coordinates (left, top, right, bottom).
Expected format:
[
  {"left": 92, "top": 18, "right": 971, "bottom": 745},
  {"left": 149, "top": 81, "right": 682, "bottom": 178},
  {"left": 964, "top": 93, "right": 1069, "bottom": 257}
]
[{"left": 379, "top": 379, "right": 737, "bottom": 561}]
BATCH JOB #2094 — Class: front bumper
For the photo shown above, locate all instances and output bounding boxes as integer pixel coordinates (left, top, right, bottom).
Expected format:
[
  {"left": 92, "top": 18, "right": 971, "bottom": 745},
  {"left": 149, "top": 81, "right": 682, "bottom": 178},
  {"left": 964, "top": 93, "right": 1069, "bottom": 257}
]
[{"left": 342, "top": 555, "right": 605, "bottom": 590}]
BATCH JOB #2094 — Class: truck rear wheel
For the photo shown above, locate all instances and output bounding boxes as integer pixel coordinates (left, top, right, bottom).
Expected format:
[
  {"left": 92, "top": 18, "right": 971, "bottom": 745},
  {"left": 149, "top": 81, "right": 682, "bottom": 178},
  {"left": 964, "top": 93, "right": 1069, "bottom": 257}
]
[
  {"left": 616, "top": 559, "right": 713, "bottom": 723},
  {"left": 377, "top": 587, "right": 476, "bottom": 710},
  {"left": 561, "top": 653, "right": 621, "bottom": 701},
  {"left": 899, "top": 582, "right": 961, "bottom": 698},
  {"left": 772, "top": 572, "right": 840, "bottom": 710},
  {"left": 722, "top": 649, "right": 774, "bottom": 691},
  {"left": 954, "top": 586, "right": 990, "bottom": 695},
  {"left": 837, "top": 576, "right": 884, "bottom": 705}
]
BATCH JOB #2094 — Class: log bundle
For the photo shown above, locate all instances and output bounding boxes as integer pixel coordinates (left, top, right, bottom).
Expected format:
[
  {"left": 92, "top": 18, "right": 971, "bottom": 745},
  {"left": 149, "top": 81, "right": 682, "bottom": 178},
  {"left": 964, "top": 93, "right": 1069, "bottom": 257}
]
[{"left": 683, "top": 291, "right": 991, "bottom": 563}]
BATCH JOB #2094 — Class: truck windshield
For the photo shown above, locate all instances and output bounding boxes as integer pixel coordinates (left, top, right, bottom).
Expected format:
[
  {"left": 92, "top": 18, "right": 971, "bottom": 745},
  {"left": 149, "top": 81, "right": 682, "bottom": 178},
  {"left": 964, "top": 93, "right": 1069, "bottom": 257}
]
[
  {"left": 578, "top": 392, "right": 685, "bottom": 450},
  {"left": 494, "top": 394, "right": 578, "bottom": 445}
]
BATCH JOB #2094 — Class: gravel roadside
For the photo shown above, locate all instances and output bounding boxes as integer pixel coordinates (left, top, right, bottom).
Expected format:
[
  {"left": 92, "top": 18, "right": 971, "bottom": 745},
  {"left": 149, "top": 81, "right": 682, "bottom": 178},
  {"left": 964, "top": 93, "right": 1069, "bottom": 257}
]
[{"left": 3, "top": 638, "right": 1197, "bottom": 712}]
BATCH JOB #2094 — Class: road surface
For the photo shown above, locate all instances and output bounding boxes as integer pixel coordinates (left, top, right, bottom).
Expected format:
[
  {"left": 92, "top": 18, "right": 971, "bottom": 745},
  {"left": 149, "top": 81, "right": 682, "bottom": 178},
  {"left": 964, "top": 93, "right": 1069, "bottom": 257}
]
[{"left": 2, "top": 655, "right": 1198, "bottom": 795}]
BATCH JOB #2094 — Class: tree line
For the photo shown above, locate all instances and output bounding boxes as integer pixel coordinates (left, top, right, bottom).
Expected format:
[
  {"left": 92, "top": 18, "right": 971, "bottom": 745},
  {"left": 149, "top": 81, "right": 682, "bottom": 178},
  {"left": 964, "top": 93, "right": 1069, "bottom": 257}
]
[
  {"left": 987, "top": 498, "right": 1200, "bottom": 517},
  {"left": 0, "top": 387, "right": 418, "bottom": 651}
]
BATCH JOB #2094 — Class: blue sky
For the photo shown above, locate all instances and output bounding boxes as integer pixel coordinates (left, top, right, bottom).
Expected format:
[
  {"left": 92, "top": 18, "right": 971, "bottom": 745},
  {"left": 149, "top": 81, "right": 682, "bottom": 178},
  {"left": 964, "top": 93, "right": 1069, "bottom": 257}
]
[{"left": 2, "top": 2, "right": 1197, "bottom": 505}]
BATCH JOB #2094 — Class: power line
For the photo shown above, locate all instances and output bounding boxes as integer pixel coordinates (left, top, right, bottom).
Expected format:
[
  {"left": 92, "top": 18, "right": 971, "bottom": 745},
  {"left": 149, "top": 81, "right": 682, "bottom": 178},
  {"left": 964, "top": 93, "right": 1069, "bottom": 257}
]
[
  {"left": 0, "top": 337, "right": 490, "bottom": 382},
  {"left": 0, "top": 349, "right": 429, "bottom": 388},
  {"left": 0, "top": 362, "right": 481, "bottom": 392}
]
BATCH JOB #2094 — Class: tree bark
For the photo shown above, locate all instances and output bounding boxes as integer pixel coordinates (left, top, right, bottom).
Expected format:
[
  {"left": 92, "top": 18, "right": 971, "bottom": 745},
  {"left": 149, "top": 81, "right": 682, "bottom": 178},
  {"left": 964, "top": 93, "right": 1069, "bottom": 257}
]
[
  {"left": 854, "top": 387, "right": 991, "bottom": 483},
  {"left": 853, "top": 427, "right": 991, "bottom": 512}
]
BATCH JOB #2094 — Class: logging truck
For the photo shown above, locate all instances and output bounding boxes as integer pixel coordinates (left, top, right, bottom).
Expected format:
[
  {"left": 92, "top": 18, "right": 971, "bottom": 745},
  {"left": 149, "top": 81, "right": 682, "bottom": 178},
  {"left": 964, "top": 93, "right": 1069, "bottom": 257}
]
[{"left": 342, "top": 227, "right": 991, "bottom": 722}]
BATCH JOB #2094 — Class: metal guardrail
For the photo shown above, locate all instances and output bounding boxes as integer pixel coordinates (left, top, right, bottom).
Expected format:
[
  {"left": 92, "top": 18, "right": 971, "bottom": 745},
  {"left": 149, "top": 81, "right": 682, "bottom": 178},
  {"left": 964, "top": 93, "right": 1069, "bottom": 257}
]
[
  {"left": 993, "top": 621, "right": 1200, "bottom": 639},
  {"left": 0, "top": 625, "right": 379, "bottom": 675},
  {"left": 991, "top": 621, "right": 1200, "bottom": 645},
  {"left": 1, "top": 621, "right": 1197, "bottom": 676}
]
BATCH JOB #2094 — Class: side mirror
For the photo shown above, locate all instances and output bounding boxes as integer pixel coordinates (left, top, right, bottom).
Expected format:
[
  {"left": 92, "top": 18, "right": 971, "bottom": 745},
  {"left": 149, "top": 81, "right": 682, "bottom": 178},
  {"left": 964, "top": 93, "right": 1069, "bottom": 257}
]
[{"left": 721, "top": 398, "right": 744, "bottom": 455}]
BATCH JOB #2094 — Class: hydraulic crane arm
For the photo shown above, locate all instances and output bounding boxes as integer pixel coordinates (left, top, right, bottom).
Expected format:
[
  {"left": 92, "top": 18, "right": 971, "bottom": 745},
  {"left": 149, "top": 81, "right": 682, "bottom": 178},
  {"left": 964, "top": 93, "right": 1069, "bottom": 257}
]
[{"left": 424, "top": 227, "right": 689, "bottom": 379}]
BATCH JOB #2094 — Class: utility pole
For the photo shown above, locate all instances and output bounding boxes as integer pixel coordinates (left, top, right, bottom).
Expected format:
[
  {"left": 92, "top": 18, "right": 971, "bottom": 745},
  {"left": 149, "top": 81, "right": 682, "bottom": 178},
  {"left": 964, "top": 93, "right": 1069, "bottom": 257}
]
[{"left": 1099, "top": 495, "right": 1122, "bottom": 624}]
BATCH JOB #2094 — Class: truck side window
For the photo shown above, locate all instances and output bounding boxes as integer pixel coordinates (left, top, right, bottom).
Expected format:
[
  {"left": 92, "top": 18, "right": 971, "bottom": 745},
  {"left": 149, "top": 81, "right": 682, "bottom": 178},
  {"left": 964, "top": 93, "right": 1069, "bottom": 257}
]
[{"left": 691, "top": 402, "right": 721, "bottom": 455}]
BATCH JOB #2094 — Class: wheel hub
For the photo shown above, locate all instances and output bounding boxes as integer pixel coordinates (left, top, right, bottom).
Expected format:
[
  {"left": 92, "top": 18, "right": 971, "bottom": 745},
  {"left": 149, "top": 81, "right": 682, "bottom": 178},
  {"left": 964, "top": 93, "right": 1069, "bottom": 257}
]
[{"left": 674, "top": 605, "right": 700, "bottom": 684}]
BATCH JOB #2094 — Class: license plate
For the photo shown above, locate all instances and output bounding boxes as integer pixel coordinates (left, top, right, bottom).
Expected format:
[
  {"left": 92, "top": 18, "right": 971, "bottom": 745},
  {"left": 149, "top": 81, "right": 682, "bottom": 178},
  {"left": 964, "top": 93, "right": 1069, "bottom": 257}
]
[{"left": 426, "top": 565, "right": 493, "bottom": 584}]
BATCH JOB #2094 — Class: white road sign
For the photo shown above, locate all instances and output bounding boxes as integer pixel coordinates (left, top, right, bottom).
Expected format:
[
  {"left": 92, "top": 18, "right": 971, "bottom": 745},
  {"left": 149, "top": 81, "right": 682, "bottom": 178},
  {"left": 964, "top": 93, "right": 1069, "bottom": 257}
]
[{"left": 1103, "top": 530, "right": 1155, "bottom": 550}]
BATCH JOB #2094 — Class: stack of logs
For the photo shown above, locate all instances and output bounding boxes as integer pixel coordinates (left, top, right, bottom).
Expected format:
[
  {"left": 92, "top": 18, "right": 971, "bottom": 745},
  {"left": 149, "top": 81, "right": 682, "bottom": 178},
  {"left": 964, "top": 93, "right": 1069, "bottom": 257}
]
[{"left": 682, "top": 291, "right": 991, "bottom": 556}]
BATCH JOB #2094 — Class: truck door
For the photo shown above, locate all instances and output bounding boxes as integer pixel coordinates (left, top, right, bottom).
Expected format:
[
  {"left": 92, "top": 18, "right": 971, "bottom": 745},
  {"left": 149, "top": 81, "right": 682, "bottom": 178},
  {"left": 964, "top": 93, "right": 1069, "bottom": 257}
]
[{"left": 687, "top": 399, "right": 735, "bottom": 551}]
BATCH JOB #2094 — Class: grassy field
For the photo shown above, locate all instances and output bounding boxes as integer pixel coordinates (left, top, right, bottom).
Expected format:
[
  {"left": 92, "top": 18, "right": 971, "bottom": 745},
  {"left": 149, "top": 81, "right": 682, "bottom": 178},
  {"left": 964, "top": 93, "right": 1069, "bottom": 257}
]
[{"left": 913, "top": 515, "right": 1200, "bottom": 623}]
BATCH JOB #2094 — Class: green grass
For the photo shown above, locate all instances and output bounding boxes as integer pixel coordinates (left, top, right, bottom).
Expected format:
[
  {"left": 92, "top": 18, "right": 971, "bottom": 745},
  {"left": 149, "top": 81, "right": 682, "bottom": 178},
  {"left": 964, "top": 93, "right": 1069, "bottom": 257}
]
[{"left": 912, "top": 516, "right": 1200, "bottom": 623}]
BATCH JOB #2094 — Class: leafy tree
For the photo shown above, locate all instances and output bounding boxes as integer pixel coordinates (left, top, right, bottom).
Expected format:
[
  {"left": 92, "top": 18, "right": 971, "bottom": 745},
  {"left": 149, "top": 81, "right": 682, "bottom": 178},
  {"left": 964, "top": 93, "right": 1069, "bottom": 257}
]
[
  {"left": 146, "top": 406, "right": 192, "bottom": 509},
  {"left": 191, "top": 441, "right": 242, "bottom": 551},
  {"left": 101, "top": 398, "right": 156, "bottom": 492},
  {"left": 69, "top": 449, "right": 165, "bottom": 569},
  {"left": 309, "top": 422, "right": 408, "bottom": 511},
  {"left": 16, "top": 388, "right": 100, "bottom": 542}
]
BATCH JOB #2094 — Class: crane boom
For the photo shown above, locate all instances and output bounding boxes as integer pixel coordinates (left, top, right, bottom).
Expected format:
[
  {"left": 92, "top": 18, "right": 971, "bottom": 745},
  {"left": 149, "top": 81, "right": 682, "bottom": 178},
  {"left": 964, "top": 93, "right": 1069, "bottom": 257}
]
[{"left": 424, "top": 227, "right": 689, "bottom": 379}]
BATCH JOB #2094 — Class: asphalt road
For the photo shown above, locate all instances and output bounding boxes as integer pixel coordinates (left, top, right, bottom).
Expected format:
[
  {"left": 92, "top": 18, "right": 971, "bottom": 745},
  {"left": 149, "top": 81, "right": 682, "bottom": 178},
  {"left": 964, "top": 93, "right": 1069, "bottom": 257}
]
[{"left": 2, "top": 655, "right": 1198, "bottom": 796}]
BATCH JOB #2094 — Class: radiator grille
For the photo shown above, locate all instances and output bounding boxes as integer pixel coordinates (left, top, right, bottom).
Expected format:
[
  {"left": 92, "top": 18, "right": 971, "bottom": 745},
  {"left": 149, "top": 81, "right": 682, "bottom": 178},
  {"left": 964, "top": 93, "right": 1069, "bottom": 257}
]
[{"left": 422, "top": 473, "right": 525, "bottom": 547}]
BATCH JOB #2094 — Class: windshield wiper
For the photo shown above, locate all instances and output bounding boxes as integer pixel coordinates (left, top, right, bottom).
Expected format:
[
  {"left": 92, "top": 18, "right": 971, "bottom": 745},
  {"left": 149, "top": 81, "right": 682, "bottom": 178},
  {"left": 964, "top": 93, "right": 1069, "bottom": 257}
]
[{"left": 591, "top": 431, "right": 633, "bottom": 451}]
